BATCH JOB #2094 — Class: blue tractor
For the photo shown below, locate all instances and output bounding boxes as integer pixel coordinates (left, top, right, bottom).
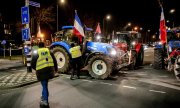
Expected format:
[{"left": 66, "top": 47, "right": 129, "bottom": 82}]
[
  {"left": 50, "top": 26, "right": 120, "bottom": 79},
  {"left": 154, "top": 27, "right": 180, "bottom": 80}
]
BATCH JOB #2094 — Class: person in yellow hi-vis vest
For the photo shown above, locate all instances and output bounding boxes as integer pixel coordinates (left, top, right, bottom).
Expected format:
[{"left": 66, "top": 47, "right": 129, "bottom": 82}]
[
  {"left": 69, "top": 42, "right": 82, "bottom": 80},
  {"left": 31, "top": 42, "right": 57, "bottom": 108}
]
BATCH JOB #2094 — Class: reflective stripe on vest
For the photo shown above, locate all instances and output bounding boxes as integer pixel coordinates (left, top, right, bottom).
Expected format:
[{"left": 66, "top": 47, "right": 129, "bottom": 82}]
[
  {"left": 36, "top": 48, "right": 54, "bottom": 70},
  {"left": 69, "top": 46, "right": 82, "bottom": 58}
]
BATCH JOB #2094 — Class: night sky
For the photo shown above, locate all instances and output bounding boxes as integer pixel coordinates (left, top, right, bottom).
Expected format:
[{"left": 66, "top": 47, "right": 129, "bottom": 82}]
[{"left": 0, "top": 0, "right": 179, "bottom": 34}]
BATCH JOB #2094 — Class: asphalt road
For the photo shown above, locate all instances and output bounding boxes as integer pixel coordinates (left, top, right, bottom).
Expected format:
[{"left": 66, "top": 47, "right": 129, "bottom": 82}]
[{"left": 0, "top": 47, "right": 180, "bottom": 108}]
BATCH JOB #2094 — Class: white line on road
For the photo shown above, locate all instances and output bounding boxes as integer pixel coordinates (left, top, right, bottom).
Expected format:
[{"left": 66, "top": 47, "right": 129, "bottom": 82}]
[
  {"left": 149, "top": 90, "right": 166, "bottom": 94},
  {"left": 11, "top": 69, "right": 16, "bottom": 71},
  {"left": 145, "top": 55, "right": 150, "bottom": 56},
  {"left": 158, "top": 76, "right": 168, "bottom": 78},
  {"left": 138, "top": 73, "right": 147, "bottom": 76},
  {"left": 123, "top": 85, "right": 136, "bottom": 89},
  {"left": 82, "top": 80, "right": 93, "bottom": 83},
  {"left": 139, "top": 79, "right": 180, "bottom": 91},
  {"left": 19, "top": 70, "right": 25, "bottom": 72},
  {"left": 100, "top": 82, "right": 113, "bottom": 85}
]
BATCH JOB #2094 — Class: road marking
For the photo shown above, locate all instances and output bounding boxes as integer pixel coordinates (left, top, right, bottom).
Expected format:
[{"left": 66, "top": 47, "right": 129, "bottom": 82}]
[
  {"left": 138, "top": 73, "right": 147, "bottom": 76},
  {"left": 19, "top": 70, "right": 25, "bottom": 72},
  {"left": 66, "top": 77, "right": 70, "bottom": 79},
  {"left": 139, "top": 79, "right": 180, "bottom": 91},
  {"left": 149, "top": 90, "right": 166, "bottom": 94},
  {"left": 158, "top": 76, "right": 168, "bottom": 78},
  {"left": 123, "top": 85, "right": 136, "bottom": 89},
  {"left": 100, "top": 82, "right": 113, "bottom": 85},
  {"left": 82, "top": 80, "right": 93, "bottom": 83},
  {"left": 11, "top": 69, "right": 16, "bottom": 71},
  {"left": 145, "top": 55, "right": 150, "bottom": 56}
]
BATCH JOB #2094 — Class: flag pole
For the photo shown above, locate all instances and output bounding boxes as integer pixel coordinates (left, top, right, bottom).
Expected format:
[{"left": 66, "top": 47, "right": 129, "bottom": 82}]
[{"left": 158, "top": 0, "right": 170, "bottom": 60}]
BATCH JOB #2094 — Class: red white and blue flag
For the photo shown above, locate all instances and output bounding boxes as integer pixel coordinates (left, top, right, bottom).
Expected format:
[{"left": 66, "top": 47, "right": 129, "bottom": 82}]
[
  {"left": 73, "top": 11, "right": 85, "bottom": 42},
  {"left": 159, "top": 7, "right": 167, "bottom": 44}
]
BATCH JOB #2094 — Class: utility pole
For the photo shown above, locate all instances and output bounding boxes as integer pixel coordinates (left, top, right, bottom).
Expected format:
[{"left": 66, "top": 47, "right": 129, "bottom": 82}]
[
  {"left": 25, "top": 0, "right": 32, "bottom": 72},
  {"left": 57, "top": 3, "right": 59, "bottom": 32}
]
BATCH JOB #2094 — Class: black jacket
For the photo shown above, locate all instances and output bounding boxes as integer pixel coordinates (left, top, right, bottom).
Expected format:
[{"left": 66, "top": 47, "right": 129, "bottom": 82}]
[{"left": 31, "top": 48, "right": 58, "bottom": 81}]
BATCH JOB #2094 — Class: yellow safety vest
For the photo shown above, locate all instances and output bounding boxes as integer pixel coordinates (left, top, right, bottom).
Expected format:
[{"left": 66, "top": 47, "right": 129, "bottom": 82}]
[
  {"left": 69, "top": 46, "right": 82, "bottom": 58},
  {"left": 36, "top": 48, "right": 54, "bottom": 70}
]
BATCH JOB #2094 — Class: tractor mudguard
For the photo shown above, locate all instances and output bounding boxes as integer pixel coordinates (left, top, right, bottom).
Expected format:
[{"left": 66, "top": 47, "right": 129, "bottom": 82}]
[
  {"left": 50, "top": 41, "right": 71, "bottom": 54},
  {"left": 83, "top": 52, "right": 104, "bottom": 66}
]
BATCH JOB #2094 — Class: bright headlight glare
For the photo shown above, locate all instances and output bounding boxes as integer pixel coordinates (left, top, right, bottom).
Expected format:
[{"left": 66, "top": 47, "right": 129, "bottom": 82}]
[
  {"left": 158, "top": 42, "right": 162, "bottom": 45},
  {"left": 178, "top": 57, "right": 180, "bottom": 63},
  {"left": 111, "top": 49, "right": 117, "bottom": 55},
  {"left": 97, "top": 35, "right": 101, "bottom": 40},
  {"left": 168, "top": 47, "right": 172, "bottom": 52},
  {"left": 131, "top": 41, "right": 136, "bottom": 45},
  {"left": 33, "top": 50, "right": 38, "bottom": 54},
  {"left": 113, "top": 39, "right": 118, "bottom": 43}
]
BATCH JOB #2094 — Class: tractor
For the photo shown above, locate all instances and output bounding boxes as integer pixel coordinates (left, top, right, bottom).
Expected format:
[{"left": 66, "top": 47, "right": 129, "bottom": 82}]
[
  {"left": 111, "top": 31, "right": 144, "bottom": 69},
  {"left": 50, "top": 26, "right": 122, "bottom": 79},
  {"left": 154, "top": 27, "right": 180, "bottom": 80}
]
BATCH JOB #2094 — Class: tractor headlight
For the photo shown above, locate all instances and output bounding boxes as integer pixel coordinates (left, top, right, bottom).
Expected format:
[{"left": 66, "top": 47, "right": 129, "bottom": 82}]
[
  {"left": 177, "top": 57, "right": 180, "bottom": 63},
  {"left": 158, "top": 42, "right": 162, "bottom": 45},
  {"left": 131, "top": 41, "right": 136, "bottom": 46},
  {"left": 33, "top": 50, "right": 38, "bottom": 54},
  {"left": 168, "top": 46, "right": 172, "bottom": 52},
  {"left": 110, "top": 49, "right": 117, "bottom": 55},
  {"left": 107, "top": 47, "right": 117, "bottom": 56}
]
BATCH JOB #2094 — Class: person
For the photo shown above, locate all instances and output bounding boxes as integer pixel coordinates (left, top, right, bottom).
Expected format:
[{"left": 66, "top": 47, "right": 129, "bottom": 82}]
[
  {"left": 69, "top": 42, "right": 82, "bottom": 80},
  {"left": 31, "top": 42, "right": 58, "bottom": 107}
]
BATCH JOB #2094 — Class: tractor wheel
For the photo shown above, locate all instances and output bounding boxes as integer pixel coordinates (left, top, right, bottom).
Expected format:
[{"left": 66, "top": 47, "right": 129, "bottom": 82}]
[
  {"left": 53, "top": 47, "right": 70, "bottom": 73},
  {"left": 174, "top": 57, "right": 180, "bottom": 81},
  {"left": 154, "top": 48, "right": 164, "bottom": 69},
  {"left": 136, "top": 47, "right": 144, "bottom": 66},
  {"left": 129, "top": 50, "right": 137, "bottom": 70},
  {"left": 87, "top": 55, "right": 112, "bottom": 79}
]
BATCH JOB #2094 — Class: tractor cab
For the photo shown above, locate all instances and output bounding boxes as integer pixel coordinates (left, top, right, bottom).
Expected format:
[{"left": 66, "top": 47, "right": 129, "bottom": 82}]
[
  {"left": 112, "top": 31, "right": 141, "bottom": 51},
  {"left": 166, "top": 27, "right": 180, "bottom": 53}
]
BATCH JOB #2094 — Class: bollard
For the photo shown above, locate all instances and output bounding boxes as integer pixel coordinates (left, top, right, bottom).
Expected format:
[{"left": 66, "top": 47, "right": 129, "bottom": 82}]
[
  {"left": 24, "top": 41, "right": 32, "bottom": 73},
  {"left": 26, "top": 53, "right": 32, "bottom": 72}
]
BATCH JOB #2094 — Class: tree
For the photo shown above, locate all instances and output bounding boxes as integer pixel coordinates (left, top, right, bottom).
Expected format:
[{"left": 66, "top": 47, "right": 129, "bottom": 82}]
[{"left": 32, "top": 5, "right": 56, "bottom": 31}]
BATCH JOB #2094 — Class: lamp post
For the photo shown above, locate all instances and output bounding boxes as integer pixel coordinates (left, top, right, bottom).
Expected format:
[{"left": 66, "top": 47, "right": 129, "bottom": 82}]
[
  {"left": 57, "top": 0, "right": 65, "bottom": 32},
  {"left": 123, "top": 22, "right": 131, "bottom": 31},
  {"left": 103, "top": 14, "right": 111, "bottom": 36},
  {"left": 169, "top": 9, "right": 175, "bottom": 28}
]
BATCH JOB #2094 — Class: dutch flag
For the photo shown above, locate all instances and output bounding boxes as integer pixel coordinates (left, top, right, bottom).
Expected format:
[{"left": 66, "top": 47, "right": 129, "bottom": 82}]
[{"left": 73, "top": 10, "right": 85, "bottom": 42}]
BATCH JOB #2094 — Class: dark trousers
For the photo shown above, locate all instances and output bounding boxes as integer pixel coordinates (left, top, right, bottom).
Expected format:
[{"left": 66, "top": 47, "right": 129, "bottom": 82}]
[
  {"left": 41, "top": 80, "right": 49, "bottom": 102},
  {"left": 71, "top": 57, "right": 81, "bottom": 77}
]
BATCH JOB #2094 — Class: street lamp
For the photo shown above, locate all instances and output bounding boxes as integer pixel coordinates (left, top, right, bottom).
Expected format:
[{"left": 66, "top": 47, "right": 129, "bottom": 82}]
[
  {"left": 123, "top": 22, "right": 131, "bottom": 30},
  {"left": 147, "top": 29, "right": 150, "bottom": 44},
  {"left": 57, "top": 0, "right": 66, "bottom": 32},
  {"left": 103, "top": 14, "right": 111, "bottom": 36},
  {"left": 169, "top": 9, "right": 175, "bottom": 28},
  {"left": 134, "top": 26, "right": 138, "bottom": 31}
]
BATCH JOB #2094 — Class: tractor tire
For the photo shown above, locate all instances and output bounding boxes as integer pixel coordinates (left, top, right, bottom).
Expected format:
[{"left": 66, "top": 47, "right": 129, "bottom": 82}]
[
  {"left": 129, "top": 50, "right": 137, "bottom": 70},
  {"left": 53, "top": 47, "right": 70, "bottom": 73},
  {"left": 154, "top": 48, "right": 164, "bottom": 69},
  {"left": 136, "top": 47, "right": 144, "bottom": 66},
  {"left": 87, "top": 55, "right": 112, "bottom": 79},
  {"left": 174, "top": 57, "right": 180, "bottom": 81}
]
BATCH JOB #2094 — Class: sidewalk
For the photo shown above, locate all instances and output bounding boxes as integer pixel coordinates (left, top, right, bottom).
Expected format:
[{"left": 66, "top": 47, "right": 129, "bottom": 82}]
[
  {"left": 0, "top": 59, "right": 24, "bottom": 71},
  {"left": 0, "top": 59, "right": 59, "bottom": 89},
  {"left": 0, "top": 69, "right": 59, "bottom": 90}
]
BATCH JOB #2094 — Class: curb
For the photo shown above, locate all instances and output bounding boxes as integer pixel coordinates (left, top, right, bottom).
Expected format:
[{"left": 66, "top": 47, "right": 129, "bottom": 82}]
[{"left": 0, "top": 63, "right": 25, "bottom": 71}]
